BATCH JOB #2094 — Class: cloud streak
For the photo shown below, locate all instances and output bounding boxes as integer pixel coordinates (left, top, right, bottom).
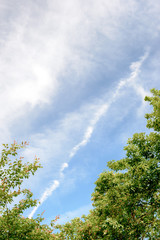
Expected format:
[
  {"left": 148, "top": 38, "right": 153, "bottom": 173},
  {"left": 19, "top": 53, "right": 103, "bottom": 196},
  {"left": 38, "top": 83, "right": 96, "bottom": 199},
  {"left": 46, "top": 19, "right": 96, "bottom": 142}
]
[
  {"left": 28, "top": 51, "right": 148, "bottom": 218},
  {"left": 69, "top": 51, "right": 149, "bottom": 158},
  {"left": 28, "top": 180, "right": 60, "bottom": 219},
  {"left": 69, "top": 103, "right": 109, "bottom": 158}
]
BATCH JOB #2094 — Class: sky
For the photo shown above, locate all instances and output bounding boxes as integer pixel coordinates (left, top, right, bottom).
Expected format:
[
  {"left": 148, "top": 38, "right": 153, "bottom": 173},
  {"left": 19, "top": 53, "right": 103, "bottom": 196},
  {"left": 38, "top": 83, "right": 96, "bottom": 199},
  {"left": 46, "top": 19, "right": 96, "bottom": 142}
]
[{"left": 0, "top": 0, "right": 160, "bottom": 226}]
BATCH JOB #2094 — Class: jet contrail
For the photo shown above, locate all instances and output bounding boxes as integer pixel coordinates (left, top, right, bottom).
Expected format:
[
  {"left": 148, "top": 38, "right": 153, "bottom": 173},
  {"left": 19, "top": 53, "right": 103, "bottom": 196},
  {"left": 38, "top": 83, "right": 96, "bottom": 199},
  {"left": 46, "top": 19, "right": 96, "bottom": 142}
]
[
  {"left": 69, "top": 51, "right": 149, "bottom": 158},
  {"left": 28, "top": 52, "right": 148, "bottom": 218},
  {"left": 28, "top": 180, "right": 60, "bottom": 219},
  {"left": 69, "top": 103, "right": 109, "bottom": 158}
]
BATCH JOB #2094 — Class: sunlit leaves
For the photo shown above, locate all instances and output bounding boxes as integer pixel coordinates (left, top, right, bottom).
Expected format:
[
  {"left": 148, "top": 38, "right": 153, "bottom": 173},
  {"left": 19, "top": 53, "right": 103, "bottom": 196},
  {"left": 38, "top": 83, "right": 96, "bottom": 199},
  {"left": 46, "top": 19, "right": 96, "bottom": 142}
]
[
  {"left": 0, "top": 141, "right": 58, "bottom": 239},
  {"left": 55, "top": 89, "right": 160, "bottom": 239}
]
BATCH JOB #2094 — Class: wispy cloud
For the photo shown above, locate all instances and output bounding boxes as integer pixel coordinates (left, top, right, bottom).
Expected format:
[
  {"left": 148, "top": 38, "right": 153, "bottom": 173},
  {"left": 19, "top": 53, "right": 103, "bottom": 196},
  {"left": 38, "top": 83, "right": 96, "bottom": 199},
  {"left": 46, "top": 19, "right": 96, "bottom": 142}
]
[
  {"left": 1, "top": 0, "right": 157, "bottom": 139},
  {"left": 0, "top": 0, "right": 159, "bottom": 148}
]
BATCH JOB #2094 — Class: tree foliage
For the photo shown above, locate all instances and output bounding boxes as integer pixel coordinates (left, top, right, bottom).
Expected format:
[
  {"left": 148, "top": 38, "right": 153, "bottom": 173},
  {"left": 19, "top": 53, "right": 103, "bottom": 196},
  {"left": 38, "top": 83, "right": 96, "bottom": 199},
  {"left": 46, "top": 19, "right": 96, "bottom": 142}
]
[
  {"left": 0, "top": 141, "right": 58, "bottom": 239},
  {"left": 55, "top": 89, "right": 160, "bottom": 239}
]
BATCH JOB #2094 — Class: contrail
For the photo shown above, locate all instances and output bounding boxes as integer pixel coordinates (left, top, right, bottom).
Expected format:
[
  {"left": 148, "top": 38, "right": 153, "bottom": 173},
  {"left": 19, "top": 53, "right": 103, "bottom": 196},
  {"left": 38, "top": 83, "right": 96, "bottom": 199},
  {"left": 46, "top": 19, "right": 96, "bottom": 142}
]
[
  {"left": 28, "top": 163, "right": 68, "bottom": 219},
  {"left": 28, "top": 180, "right": 60, "bottom": 219},
  {"left": 69, "top": 51, "right": 149, "bottom": 158},
  {"left": 28, "top": 52, "right": 148, "bottom": 218},
  {"left": 69, "top": 103, "right": 109, "bottom": 158}
]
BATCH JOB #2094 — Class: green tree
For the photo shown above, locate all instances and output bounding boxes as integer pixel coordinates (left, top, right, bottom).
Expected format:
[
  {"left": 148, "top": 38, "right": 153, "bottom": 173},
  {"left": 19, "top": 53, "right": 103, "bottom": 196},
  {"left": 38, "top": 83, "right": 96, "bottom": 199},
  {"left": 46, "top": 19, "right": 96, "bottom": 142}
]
[
  {"left": 0, "top": 141, "right": 58, "bottom": 239},
  {"left": 56, "top": 88, "right": 160, "bottom": 239}
]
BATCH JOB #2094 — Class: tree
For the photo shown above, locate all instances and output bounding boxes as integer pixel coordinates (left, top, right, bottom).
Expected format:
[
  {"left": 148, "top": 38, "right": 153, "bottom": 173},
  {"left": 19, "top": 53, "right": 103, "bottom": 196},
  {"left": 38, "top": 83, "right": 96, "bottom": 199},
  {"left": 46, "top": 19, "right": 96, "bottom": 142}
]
[
  {"left": 0, "top": 141, "right": 58, "bottom": 239},
  {"left": 55, "top": 88, "right": 160, "bottom": 239}
]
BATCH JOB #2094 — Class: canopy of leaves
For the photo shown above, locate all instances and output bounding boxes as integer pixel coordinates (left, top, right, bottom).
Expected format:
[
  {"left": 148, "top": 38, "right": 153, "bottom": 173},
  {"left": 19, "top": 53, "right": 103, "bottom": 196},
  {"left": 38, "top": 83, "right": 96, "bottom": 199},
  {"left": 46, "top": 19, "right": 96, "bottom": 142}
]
[
  {"left": 55, "top": 89, "right": 160, "bottom": 240},
  {"left": 0, "top": 142, "right": 58, "bottom": 239}
]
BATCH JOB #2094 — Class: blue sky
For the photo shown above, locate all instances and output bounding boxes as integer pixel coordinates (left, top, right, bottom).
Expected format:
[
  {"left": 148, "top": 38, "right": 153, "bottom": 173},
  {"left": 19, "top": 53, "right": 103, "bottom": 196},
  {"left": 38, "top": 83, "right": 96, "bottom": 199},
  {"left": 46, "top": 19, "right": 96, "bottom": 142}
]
[{"left": 0, "top": 0, "right": 160, "bottom": 225}]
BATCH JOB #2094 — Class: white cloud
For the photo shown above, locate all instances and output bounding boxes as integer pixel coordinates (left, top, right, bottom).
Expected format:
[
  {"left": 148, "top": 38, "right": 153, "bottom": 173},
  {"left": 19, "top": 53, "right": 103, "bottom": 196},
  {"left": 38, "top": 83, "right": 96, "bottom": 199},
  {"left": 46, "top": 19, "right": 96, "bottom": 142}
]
[{"left": 0, "top": 0, "right": 159, "bottom": 145}]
